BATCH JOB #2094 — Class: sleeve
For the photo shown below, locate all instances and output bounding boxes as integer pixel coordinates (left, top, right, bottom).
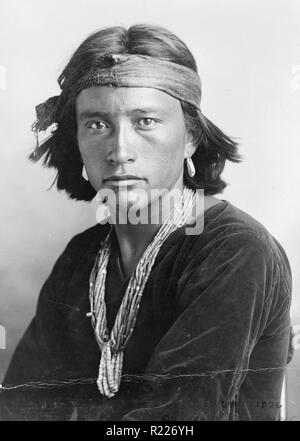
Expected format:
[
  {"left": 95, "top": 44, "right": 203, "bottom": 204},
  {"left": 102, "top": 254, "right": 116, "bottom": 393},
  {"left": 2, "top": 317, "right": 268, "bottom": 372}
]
[
  {"left": 0, "top": 235, "right": 83, "bottom": 420},
  {"left": 121, "top": 232, "right": 290, "bottom": 421}
]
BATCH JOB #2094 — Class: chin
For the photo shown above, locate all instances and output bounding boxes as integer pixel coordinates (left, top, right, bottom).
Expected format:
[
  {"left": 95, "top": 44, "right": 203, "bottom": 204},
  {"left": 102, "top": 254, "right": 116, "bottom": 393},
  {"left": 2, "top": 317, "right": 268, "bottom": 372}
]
[{"left": 107, "top": 190, "right": 151, "bottom": 224}]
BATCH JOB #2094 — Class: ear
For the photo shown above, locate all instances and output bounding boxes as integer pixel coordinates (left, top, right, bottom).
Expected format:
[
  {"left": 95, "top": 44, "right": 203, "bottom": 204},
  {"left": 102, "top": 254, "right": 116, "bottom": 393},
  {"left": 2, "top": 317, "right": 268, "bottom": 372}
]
[{"left": 184, "top": 132, "right": 197, "bottom": 159}]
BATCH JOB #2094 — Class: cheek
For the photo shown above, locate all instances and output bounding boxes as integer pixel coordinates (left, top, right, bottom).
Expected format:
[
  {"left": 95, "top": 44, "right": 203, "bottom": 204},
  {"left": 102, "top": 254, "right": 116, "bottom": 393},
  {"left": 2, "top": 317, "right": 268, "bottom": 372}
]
[
  {"left": 77, "top": 135, "right": 108, "bottom": 188},
  {"left": 146, "top": 126, "right": 186, "bottom": 167},
  {"left": 77, "top": 132, "right": 106, "bottom": 162}
]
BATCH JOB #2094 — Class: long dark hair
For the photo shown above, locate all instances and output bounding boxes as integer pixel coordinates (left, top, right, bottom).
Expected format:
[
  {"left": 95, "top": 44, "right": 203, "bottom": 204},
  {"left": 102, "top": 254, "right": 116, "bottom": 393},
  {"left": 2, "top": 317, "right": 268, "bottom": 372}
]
[{"left": 30, "top": 24, "right": 241, "bottom": 200}]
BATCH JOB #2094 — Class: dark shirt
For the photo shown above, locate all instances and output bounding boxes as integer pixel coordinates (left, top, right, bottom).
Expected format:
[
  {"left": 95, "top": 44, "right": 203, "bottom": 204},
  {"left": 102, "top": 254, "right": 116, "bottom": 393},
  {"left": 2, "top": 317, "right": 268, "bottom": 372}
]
[{"left": 0, "top": 201, "right": 293, "bottom": 421}]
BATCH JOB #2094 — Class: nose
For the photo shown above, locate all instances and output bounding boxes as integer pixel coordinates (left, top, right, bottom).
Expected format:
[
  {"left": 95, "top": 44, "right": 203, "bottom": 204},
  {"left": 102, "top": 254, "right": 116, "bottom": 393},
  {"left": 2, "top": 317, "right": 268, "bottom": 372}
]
[{"left": 107, "top": 122, "right": 136, "bottom": 165}]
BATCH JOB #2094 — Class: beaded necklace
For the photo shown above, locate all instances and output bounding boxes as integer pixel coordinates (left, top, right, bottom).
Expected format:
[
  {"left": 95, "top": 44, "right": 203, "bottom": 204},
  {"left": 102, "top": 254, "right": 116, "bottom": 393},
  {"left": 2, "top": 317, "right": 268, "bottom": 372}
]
[{"left": 88, "top": 186, "right": 196, "bottom": 397}]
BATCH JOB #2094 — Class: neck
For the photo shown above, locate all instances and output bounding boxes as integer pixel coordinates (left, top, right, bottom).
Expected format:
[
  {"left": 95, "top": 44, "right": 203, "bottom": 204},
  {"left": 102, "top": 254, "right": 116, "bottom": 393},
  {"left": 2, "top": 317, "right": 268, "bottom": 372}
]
[
  {"left": 108, "top": 180, "right": 221, "bottom": 279},
  {"left": 111, "top": 177, "right": 185, "bottom": 277}
]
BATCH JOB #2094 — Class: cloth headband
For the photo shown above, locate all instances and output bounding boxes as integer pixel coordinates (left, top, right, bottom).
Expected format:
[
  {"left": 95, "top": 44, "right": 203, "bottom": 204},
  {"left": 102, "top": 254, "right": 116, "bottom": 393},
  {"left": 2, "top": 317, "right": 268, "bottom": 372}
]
[{"left": 33, "top": 53, "right": 202, "bottom": 134}]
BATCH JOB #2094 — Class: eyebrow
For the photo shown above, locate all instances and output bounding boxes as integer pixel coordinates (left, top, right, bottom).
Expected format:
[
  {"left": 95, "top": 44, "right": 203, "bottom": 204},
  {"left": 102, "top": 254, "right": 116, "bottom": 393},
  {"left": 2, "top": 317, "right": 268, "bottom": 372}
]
[
  {"left": 78, "top": 108, "right": 167, "bottom": 121},
  {"left": 78, "top": 111, "right": 111, "bottom": 121}
]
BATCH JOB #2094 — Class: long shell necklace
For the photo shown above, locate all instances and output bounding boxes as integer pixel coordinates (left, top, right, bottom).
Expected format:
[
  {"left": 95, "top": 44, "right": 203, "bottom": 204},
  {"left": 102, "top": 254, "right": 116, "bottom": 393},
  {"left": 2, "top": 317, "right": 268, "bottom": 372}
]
[{"left": 88, "top": 186, "right": 196, "bottom": 397}]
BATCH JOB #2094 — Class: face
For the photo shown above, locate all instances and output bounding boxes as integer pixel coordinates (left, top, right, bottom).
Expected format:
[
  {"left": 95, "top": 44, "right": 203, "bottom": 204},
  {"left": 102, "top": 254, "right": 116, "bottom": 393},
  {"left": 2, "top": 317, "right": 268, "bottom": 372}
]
[{"left": 76, "top": 86, "right": 195, "bottom": 212}]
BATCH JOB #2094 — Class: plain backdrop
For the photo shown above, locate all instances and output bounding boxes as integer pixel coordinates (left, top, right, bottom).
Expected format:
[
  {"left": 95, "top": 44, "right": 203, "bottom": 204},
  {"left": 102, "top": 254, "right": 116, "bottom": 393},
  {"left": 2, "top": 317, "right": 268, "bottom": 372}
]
[{"left": 0, "top": 0, "right": 299, "bottom": 419}]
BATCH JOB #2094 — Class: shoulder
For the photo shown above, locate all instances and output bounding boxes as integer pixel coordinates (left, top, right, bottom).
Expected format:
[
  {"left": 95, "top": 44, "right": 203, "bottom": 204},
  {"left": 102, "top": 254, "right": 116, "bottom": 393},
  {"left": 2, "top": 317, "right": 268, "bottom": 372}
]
[
  {"left": 35, "top": 223, "right": 110, "bottom": 305},
  {"left": 175, "top": 202, "right": 292, "bottom": 317},
  {"left": 44, "top": 222, "right": 109, "bottom": 281},
  {"left": 199, "top": 201, "right": 288, "bottom": 261},
  {"left": 62, "top": 223, "right": 109, "bottom": 255},
  {"left": 204, "top": 201, "right": 277, "bottom": 245},
  {"left": 179, "top": 201, "right": 292, "bottom": 291}
]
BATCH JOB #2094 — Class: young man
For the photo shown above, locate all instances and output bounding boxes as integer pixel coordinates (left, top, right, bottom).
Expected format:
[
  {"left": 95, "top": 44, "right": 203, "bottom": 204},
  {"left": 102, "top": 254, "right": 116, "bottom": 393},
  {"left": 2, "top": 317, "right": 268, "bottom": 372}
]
[{"left": 0, "top": 24, "right": 293, "bottom": 421}]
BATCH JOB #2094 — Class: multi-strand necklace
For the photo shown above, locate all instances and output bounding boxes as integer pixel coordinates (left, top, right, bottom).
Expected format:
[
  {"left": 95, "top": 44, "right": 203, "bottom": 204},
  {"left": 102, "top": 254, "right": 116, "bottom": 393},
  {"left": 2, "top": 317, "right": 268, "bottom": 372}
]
[{"left": 88, "top": 186, "right": 196, "bottom": 398}]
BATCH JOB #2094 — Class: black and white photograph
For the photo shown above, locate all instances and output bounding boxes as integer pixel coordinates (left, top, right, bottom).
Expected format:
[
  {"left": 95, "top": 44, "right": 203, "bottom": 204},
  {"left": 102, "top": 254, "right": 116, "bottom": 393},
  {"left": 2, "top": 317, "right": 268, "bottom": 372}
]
[{"left": 0, "top": 0, "right": 299, "bottom": 422}]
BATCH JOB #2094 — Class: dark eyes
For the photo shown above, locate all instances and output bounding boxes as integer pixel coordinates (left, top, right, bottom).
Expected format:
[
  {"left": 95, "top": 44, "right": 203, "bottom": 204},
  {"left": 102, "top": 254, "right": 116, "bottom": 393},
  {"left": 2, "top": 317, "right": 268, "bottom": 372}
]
[
  {"left": 137, "top": 118, "right": 156, "bottom": 128},
  {"left": 85, "top": 118, "right": 158, "bottom": 131},
  {"left": 86, "top": 121, "right": 108, "bottom": 130}
]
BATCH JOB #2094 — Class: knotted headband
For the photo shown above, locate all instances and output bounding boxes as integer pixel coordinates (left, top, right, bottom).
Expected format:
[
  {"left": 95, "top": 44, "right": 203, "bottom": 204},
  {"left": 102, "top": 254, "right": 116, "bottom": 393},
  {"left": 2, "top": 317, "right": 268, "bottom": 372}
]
[
  {"left": 33, "top": 53, "right": 202, "bottom": 136},
  {"left": 74, "top": 54, "right": 202, "bottom": 107}
]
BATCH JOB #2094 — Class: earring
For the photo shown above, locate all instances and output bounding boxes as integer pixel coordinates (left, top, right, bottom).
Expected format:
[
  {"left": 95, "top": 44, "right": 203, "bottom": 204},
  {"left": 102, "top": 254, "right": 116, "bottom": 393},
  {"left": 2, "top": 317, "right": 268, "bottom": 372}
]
[
  {"left": 82, "top": 165, "right": 88, "bottom": 181},
  {"left": 210, "top": 162, "right": 218, "bottom": 179},
  {"left": 186, "top": 156, "right": 195, "bottom": 178}
]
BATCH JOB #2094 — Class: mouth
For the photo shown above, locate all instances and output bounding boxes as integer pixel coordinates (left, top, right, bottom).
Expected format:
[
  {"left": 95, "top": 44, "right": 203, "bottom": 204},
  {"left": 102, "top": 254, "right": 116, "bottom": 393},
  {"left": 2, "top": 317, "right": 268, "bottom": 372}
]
[{"left": 103, "top": 175, "right": 145, "bottom": 187}]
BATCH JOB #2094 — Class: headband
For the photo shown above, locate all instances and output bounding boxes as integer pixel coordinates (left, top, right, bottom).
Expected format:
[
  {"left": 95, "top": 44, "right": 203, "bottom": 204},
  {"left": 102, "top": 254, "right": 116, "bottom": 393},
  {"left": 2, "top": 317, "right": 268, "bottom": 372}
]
[{"left": 32, "top": 53, "right": 202, "bottom": 142}]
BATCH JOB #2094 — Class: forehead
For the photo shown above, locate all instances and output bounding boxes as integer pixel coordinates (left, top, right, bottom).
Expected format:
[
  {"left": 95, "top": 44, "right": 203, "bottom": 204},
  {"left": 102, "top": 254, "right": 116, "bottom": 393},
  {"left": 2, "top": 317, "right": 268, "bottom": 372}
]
[{"left": 76, "top": 86, "right": 182, "bottom": 117}]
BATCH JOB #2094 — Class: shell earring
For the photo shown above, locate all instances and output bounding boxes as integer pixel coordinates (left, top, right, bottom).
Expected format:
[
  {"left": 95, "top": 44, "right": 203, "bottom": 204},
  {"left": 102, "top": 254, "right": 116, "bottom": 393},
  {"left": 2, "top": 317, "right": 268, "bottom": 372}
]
[
  {"left": 186, "top": 156, "right": 195, "bottom": 178},
  {"left": 82, "top": 165, "right": 88, "bottom": 181}
]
